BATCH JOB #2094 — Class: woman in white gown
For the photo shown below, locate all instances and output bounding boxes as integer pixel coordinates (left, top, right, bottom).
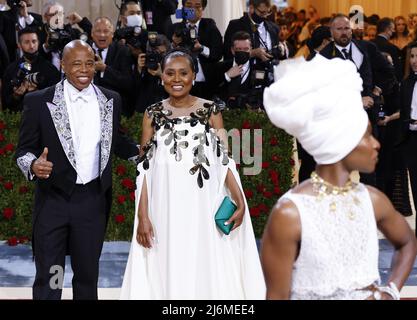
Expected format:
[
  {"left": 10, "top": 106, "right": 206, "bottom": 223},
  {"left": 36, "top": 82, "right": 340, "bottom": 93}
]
[
  {"left": 261, "top": 55, "right": 417, "bottom": 300},
  {"left": 120, "top": 50, "right": 266, "bottom": 300}
]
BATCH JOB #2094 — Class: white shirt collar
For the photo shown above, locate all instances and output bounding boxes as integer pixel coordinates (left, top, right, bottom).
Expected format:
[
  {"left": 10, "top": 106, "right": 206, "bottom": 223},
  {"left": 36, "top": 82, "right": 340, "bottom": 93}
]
[
  {"left": 92, "top": 43, "right": 108, "bottom": 52},
  {"left": 64, "top": 79, "right": 95, "bottom": 104},
  {"left": 188, "top": 19, "right": 201, "bottom": 32},
  {"left": 335, "top": 42, "right": 352, "bottom": 52}
]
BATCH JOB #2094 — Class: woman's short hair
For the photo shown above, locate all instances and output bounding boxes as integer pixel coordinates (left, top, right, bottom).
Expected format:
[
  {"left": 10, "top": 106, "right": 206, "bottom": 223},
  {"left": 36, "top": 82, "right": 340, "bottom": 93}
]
[{"left": 161, "top": 48, "right": 199, "bottom": 74}]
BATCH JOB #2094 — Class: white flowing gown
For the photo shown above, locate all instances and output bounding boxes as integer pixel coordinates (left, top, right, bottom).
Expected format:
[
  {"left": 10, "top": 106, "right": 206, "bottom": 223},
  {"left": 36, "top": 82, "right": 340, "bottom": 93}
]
[{"left": 120, "top": 99, "right": 266, "bottom": 300}]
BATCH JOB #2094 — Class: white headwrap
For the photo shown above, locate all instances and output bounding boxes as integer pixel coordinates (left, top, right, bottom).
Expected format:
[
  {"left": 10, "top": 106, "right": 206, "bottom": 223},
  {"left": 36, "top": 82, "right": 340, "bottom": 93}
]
[{"left": 263, "top": 55, "right": 369, "bottom": 165}]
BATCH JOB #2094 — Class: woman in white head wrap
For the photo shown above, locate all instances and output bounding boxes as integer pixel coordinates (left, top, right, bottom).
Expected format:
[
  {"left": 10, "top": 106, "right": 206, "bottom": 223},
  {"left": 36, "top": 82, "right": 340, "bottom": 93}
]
[{"left": 260, "top": 55, "right": 417, "bottom": 300}]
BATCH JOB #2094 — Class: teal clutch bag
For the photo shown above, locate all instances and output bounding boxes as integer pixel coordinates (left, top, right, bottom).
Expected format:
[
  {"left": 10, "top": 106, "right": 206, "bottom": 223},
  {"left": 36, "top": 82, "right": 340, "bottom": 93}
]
[{"left": 215, "top": 196, "right": 237, "bottom": 235}]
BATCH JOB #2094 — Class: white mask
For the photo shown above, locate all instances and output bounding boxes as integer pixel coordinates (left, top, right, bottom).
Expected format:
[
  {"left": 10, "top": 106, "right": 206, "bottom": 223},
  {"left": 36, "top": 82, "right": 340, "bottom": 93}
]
[{"left": 126, "top": 14, "right": 143, "bottom": 27}]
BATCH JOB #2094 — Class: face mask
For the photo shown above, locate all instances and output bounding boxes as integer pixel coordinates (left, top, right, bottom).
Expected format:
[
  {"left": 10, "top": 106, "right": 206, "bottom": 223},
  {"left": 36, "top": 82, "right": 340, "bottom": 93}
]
[
  {"left": 251, "top": 12, "right": 265, "bottom": 24},
  {"left": 126, "top": 14, "right": 143, "bottom": 27},
  {"left": 23, "top": 51, "right": 39, "bottom": 61},
  {"left": 234, "top": 51, "right": 250, "bottom": 65}
]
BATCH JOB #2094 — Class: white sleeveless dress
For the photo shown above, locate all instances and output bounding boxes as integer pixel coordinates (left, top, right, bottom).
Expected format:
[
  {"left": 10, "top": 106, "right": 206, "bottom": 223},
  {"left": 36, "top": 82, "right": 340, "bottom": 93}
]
[
  {"left": 120, "top": 99, "right": 266, "bottom": 300},
  {"left": 280, "top": 183, "right": 381, "bottom": 300}
]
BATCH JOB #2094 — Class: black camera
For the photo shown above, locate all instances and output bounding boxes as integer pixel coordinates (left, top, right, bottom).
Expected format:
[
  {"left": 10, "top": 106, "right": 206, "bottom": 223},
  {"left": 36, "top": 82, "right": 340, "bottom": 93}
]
[
  {"left": 11, "top": 62, "right": 44, "bottom": 88},
  {"left": 47, "top": 27, "right": 86, "bottom": 52},
  {"left": 6, "top": 0, "right": 22, "bottom": 9},
  {"left": 173, "top": 25, "right": 198, "bottom": 51},
  {"left": 11, "top": 62, "right": 31, "bottom": 87},
  {"left": 114, "top": 26, "right": 147, "bottom": 51},
  {"left": 144, "top": 32, "right": 163, "bottom": 71},
  {"left": 145, "top": 51, "right": 162, "bottom": 71}
]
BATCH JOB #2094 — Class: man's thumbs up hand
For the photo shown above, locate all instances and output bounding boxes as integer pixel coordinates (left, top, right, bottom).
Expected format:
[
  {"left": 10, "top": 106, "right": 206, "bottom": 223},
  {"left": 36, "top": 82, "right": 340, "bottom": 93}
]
[{"left": 31, "top": 147, "right": 54, "bottom": 179}]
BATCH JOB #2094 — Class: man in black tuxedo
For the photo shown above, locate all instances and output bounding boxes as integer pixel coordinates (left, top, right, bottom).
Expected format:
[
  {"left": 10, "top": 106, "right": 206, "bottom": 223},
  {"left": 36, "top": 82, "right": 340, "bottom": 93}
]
[
  {"left": 223, "top": 0, "right": 280, "bottom": 63},
  {"left": 320, "top": 14, "right": 378, "bottom": 186},
  {"left": 214, "top": 31, "right": 256, "bottom": 109},
  {"left": 91, "top": 17, "right": 135, "bottom": 117},
  {"left": 170, "top": 0, "right": 223, "bottom": 100},
  {"left": 0, "top": 0, "right": 43, "bottom": 62},
  {"left": 1, "top": 27, "right": 60, "bottom": 112},
  {"left": 15, "top": 40, "right": 139, "bottom": 300},
  {"left": 141, "top": 0, "right": 178, "bottom": 36},
  {"left": 372, "top": 17, "right": 403, "bottom": 81}
]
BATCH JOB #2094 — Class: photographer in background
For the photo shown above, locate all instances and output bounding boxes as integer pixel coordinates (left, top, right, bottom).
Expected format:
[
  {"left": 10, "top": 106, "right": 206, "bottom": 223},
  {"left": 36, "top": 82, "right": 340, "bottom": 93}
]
[
  {"left": 114, "top": 0, "right": 148, "bottom": 60},
  {"left": 1, "top": 27, "right": 60, "bottom": 112},
  {"left": 223, "top": 0, "right": 280, "bottom": 108},
  {"left": 39, "top": 1, "right": 91, "bottom": 71},
  {"left": 141, "top": 0, "right": 178, "bottom": 36},
  {"left": 134, "top": 33, "right": 170, "bottom": 113},
  {"left": 0, "top": 0, "right": 43, "bottom": 62},
  {"left": 214, "top": 31, "right": 257, "bottom": 109},
  {"left": 169, "top": 0, "right": 223, "bottom": 100},
  {"left": 91, "top": 17, "right": 135, "bottom": 117}
]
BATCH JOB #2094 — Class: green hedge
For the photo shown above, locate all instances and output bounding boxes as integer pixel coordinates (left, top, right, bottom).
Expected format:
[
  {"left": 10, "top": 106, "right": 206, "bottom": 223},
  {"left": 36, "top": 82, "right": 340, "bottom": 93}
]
[{"left": 0, "top": 110, "right": 294, "bottom": 244}]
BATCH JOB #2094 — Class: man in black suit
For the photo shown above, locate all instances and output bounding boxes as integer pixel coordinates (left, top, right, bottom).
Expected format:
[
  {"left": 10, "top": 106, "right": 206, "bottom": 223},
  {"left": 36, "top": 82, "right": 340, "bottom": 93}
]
[
  {"left": 224, "top": 0, "right": 280, "bottom": 63},
  {"left": 1, "top": 27, "right": 60, "bottom": 112},
  {"left": 15, "top": 40, "right": 139, "bottom": 300},
  {"left": 0, "top": 0, "right": 43, "bottom": 62},
  {"left": 91, "top": 17, "right": 135, "bottom": 117},
  {"left": 372, "top": 17, "right": 403, "bottom": 81},
  {"left": 214, "top": 31, "right": 256, "bottom": 109},
  {"left": 170, "top": 0, "right": 223, "bottom": 100},
  {"left": 320, "top": 14, "right": 378, "bottom": 186},
  {"left": 141, "top": 0, "right": 178, "bottom": 36}
]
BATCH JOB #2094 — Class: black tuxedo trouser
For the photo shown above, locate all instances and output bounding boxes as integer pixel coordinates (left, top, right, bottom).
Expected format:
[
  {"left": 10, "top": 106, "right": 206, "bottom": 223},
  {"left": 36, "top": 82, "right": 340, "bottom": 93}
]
[{"left": 32, "top": 178, "right": 107, "bottom": 300}]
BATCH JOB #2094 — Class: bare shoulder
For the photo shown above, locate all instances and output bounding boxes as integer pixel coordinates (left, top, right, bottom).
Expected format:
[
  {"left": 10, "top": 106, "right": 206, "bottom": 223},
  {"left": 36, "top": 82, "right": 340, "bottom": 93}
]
[
  {"left": 365, "top": 185, "right": 395, "bottom": 221},
  {"left": 266, "top": 197, "right": 301, "bottom": 241}
]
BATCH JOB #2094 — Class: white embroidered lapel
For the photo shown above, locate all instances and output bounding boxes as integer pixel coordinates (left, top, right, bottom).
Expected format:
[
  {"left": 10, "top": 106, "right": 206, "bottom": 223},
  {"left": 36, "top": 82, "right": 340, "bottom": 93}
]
[
  {"left": 94, "top": 85, "right": 113, "bottom": 177},
  {"left": 47, "top": 81, "right": 77, "bottom": 171}
]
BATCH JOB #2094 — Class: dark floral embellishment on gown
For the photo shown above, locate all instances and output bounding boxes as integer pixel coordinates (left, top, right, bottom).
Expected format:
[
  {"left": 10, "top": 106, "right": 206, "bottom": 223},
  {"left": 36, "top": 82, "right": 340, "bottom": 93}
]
[{"left": 141, "top": 100, "right": 229, "bottom": 188}]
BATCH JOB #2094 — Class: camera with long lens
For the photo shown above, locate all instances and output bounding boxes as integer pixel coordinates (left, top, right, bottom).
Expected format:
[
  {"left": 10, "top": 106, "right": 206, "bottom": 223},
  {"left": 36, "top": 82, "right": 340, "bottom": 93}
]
[
  {"left": 114, "top": 26, "right": 147, "bottom": 51},
  {"left": 6, "top": 0, "right": 22, "bottom": 9},
  {"left": 11, "top": 62, "right": 44, "bottom": 88},
  {"left": 11, "top": 62, "right": 31, "bottom": 87}
]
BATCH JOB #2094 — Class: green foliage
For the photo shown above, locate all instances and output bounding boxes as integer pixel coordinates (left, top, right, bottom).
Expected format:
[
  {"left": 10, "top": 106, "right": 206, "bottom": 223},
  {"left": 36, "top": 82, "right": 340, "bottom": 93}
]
[{"left": 0, "top": 110, "right": 294, "bottom": 243}]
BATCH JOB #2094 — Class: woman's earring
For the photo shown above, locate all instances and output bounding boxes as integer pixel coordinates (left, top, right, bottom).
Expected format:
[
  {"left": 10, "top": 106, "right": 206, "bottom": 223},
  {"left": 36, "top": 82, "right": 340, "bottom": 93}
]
[
  {"left": 193, "top": 80, "right": 195, "bottom": 86},
  {"left": 161, "top": 80, "right": 165, "bottom": 86}
]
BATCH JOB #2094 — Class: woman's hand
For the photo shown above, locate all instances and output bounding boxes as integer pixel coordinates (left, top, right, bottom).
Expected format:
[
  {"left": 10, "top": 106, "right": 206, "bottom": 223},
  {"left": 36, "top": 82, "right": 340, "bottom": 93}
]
[
  {"left": 136, "top": 213, "right": 154, "bottom": 249},
  {"left": 226, "top": 204, "right": 245, "bottom": 232}
]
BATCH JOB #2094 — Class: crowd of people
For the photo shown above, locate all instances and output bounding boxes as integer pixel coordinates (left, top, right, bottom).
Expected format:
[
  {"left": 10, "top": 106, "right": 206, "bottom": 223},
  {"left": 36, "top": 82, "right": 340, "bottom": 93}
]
[{"left": 3, "top": 0, "right": 417, "bottom": 300}]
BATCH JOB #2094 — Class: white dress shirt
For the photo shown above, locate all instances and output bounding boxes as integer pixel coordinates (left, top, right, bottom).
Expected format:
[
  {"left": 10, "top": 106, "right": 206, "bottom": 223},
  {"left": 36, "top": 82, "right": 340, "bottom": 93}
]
[
  {"left": 257, "top": 22, "right": 272, "bottom": 51},
  {"left": 92, "top": 43, "right": 109, "bottom": 78},
  {"left": 410, "top": 81, "right": 417, "bottom": 130},
  {"left": 188, "top": 19, "right": 210, "bottom": 82},
  {"left": 64, "top": 80, "right": 101, "bottom": 184},
  {"left": 335, "top": 42, "right": 363, "bottom": 70}
]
